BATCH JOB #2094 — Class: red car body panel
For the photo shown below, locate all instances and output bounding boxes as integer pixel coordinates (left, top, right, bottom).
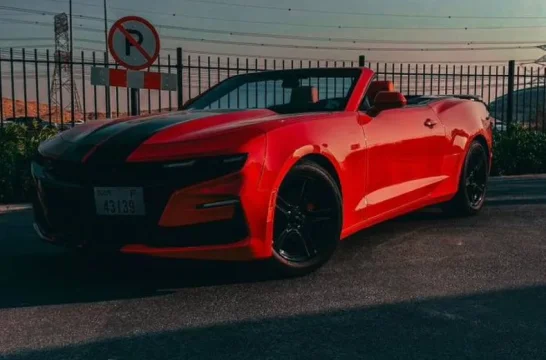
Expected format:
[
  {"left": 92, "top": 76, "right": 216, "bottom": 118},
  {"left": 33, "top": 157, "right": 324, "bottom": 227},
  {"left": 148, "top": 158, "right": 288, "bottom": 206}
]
[{"left": 31, "top": 67, "right": 493, "bottom": 261}]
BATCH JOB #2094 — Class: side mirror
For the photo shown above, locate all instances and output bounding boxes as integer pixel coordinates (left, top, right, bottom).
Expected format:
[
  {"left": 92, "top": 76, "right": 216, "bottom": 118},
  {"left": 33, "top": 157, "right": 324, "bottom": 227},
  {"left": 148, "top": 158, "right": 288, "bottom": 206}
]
[{"left": 373, "top": 91, "right": 407, "bottom": 111}]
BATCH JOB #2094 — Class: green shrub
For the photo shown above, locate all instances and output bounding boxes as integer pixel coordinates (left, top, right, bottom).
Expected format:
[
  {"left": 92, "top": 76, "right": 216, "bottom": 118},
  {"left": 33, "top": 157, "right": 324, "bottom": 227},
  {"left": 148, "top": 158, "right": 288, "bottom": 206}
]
[
  {"left": 491, "top": 125, "right": 546, "bottom": 176},
  {"left": 0, "top": 122, "right": 59, "bottom": 203}
]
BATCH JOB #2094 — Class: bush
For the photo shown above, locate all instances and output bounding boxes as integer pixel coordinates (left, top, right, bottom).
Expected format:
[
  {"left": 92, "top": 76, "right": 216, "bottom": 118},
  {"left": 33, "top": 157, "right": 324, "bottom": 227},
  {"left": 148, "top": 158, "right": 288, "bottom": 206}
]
[
  {"left": 0, "top": 122, "right": 546, "bottom": 204},
  {"left": 491, "top": 125, "right": 546, "bottom": 176},
  {"left": 0, "top": 121, "right": 59, "bottom": 203}
]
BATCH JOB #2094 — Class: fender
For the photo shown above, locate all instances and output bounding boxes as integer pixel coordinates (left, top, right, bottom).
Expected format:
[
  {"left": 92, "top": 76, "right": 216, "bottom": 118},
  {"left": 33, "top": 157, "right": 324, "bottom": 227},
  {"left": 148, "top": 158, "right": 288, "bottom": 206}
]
[
  {"left": 262, "top": 142, "right": 344, "bottom": 245},
  {"left": 452, "top": 131, "right": 492, "bottom": 186}
]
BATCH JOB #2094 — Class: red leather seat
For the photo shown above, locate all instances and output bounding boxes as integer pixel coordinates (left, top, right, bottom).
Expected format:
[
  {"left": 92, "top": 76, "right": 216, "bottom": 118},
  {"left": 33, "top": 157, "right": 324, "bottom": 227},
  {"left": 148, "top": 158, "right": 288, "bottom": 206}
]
[{"left": 367, "top": 81, "right": 395, "bottom": 105}]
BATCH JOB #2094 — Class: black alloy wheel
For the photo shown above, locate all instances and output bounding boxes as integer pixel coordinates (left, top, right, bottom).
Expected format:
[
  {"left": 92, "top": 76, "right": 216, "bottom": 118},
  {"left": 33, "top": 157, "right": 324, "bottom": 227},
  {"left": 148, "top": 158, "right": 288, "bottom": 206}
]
[
  {"left": 270, "top": 160, "right": 342, "bottom": 277},
  {"left": 442, "top": 140, "right": 489, "bottom": 216},
  {"left": 465, "top": 146, "right": 488, "bottom": 209}
]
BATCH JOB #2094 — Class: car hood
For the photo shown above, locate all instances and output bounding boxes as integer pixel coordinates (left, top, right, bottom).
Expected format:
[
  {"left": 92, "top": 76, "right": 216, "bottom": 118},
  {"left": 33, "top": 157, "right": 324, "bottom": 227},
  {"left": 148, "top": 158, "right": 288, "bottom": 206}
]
[{"left": 38, "top": 109, "right": 330, "bottom": 164}]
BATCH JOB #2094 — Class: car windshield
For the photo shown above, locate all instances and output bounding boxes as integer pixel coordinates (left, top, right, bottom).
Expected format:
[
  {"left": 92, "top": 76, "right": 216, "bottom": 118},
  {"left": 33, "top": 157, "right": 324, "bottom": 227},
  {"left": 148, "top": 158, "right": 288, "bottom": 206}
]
[{"left": 185, "top": 68, "right": 361, "bottom": 114}]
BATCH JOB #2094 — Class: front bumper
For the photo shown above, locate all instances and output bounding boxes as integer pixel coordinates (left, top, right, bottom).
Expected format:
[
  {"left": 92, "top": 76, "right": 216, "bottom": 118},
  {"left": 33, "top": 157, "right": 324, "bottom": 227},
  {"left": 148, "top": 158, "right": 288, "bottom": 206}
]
[{"left": 30, "top": 155, "right": 272, "bottom": 261}]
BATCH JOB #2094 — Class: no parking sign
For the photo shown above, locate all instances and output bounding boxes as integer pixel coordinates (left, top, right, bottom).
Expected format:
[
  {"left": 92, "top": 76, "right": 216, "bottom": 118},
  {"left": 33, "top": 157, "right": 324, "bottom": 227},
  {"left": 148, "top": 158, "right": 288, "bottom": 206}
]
[
  {"left": 91, "top": 16, "right": 176, "bottom": 91},
  {"left": 108, "top": 16, "right": 160, "bottom": 71}
]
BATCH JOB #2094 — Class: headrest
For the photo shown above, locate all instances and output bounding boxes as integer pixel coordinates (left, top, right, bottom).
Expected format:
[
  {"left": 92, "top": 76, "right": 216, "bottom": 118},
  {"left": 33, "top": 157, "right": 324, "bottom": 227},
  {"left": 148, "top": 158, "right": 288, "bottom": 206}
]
[
  {"left": 290, "top": 86, "right": 319, "bottom": 104},
  {"left": 367, "top": 81, "right": 395, "bottom": 104}
]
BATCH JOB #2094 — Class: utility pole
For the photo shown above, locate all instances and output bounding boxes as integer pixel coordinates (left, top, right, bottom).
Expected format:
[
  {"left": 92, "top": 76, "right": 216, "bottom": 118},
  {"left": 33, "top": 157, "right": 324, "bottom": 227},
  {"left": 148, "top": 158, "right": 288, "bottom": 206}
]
[
  {"left": 103, "top": 0, "right": 108, "bottom": 56},
  {"left": 104, "top": 0, "right": 111, "bottom": 118},
  {"left": 69, "top": 0, "right": 75, "bottom": 124}
]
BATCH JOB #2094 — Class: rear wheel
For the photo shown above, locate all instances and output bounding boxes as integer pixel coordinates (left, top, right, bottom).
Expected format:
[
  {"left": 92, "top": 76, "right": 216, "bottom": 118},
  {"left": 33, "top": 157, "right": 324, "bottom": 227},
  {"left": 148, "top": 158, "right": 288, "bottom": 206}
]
[
  {"left": 268, "top": 160, "right": 342, "bottom": 277},
  {"left": 442, "top": 140, "right": 489, "bottom": 216}
]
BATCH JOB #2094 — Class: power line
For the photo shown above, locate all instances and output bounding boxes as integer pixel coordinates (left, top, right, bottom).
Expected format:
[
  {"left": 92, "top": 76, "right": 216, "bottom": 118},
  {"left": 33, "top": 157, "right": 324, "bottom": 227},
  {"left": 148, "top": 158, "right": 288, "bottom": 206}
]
[
  {"left": 2, "top": 17, "right": 543, "bottom": 53},
  {"left": 40, "top": 0, "right": 546, "bottom": 32},
  {"left": 0, "top": 44, "right": 55, "bottom": 49},
  {"left": 0, "top": 18, "right": 52, "bottom": 27},
  {"left": 158, "top": 37, "right": 540, "bottom": 52},
  {"left": 2, "top": 47, "right": 538, "bottom": 66},
  {"left": 0, "top": 11, "right": 44, "bottom": 16},
  {"left": 0, "top": 37, "right": 52, "bottom": 41},
  {"left": 46, "top": 0, "right": 546, "bottom": 20},
  {"left": 76, "top": 33, "right": 546, "bottom": 49},
  {"left": 171, "top": 0, "right": 546, "bottom": 20},
  {"left": 5, "top": 5, "right": 546, "bottom": 41},
  {"left": 175, "top": 49, "right": 537, "bottom": 64},
  {"left": 66, "top": 27, "right": 545, "bottom": 52}
]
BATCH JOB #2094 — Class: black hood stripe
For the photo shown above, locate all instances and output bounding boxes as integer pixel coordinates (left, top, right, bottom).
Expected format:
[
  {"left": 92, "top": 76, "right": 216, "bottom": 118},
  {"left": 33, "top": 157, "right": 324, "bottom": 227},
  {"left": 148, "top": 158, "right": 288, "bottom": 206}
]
[
  {"left": 58, "top": 111, "right": 217, "bottom": 164},
  {"left": 59, "top": 120, "right": 142, "bottom": 162}
]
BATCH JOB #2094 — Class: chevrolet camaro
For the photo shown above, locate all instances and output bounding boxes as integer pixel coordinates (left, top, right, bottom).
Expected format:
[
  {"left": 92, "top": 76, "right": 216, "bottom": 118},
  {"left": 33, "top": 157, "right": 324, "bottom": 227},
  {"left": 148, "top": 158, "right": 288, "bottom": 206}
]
[{"left": 31, "top": 67, "right": 493, "bottom": 276}]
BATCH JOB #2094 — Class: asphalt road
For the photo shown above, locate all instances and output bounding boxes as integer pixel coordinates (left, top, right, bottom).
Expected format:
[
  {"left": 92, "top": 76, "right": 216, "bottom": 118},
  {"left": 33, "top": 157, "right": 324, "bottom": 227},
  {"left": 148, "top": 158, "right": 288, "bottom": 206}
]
[{"left": 1, "top": 176, "right": 546, "bottom": 360}]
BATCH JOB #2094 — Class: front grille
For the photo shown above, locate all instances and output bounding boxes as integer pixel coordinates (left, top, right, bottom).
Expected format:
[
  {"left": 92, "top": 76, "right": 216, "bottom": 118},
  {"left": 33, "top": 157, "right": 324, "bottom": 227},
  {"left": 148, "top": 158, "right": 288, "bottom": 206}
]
[
  {"left": 35, "top": 184, "right": 248, "bottom": 249},
  {"left": 32, "top": 156, "right": 249, "bottom": 249}
]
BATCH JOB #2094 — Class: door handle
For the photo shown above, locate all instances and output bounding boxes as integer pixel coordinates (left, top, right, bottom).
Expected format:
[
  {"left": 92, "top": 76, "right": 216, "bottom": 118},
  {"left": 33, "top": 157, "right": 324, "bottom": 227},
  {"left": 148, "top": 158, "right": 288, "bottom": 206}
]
[{"left": 424, "top": 119, "right": 437, "bottom": 128}]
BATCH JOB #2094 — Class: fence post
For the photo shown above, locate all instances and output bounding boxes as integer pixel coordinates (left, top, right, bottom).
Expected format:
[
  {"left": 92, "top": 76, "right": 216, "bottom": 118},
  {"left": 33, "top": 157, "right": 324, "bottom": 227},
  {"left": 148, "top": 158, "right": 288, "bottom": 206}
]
[
  {"left": 359, "top": 55, "right": 366, "bottom": 67},
  {"left": 130, "top": 89, "right": 139, "bottom": 116},
  {"left": 103, "top": 51, "right": 111, "bottom": 119},
  {"left": 506, "top": 60, "right": 515, "bottom": 133},
  {"left": 176, "top": 47, "right": 183, "bottom": 110}
]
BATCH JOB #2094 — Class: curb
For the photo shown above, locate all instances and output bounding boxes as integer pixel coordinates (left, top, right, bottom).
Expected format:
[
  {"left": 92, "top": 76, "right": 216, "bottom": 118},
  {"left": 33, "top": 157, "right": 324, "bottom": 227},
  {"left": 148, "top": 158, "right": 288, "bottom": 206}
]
[
  {"left": 0, "top": 204, "right": 32, "bottom": 215},
  {"left": 489, "top": 174, "right": 546, "bottom": 180}
]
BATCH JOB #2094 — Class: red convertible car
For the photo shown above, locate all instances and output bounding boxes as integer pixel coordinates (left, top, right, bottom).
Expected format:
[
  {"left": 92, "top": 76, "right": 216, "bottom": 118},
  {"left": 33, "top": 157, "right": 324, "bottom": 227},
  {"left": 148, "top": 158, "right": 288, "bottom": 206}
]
[{"left": 31, "top": 67, "right": 493, "bottom": 276}]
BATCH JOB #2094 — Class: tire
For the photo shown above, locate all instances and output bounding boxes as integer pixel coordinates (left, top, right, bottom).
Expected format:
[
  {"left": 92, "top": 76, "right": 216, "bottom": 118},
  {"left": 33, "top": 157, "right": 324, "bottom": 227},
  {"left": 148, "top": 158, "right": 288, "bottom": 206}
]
[
  {"left": 268, "top": 160, "right": 342, "bottom": 277},
  {"left": 442, "top": 140, "right": 489, "bottom": 216}
]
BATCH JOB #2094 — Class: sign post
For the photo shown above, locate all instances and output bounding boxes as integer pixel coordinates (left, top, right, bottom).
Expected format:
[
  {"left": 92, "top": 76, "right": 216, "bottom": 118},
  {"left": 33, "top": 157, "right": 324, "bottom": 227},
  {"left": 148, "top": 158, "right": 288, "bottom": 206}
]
[{"left": 91, "top": 16, "right": 177, "bottom": 116}]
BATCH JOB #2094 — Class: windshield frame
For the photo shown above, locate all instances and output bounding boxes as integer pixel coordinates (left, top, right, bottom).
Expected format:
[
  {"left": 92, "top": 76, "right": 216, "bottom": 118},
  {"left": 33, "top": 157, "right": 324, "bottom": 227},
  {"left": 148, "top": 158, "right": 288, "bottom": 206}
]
[{"left": 182, "top": 67, "right": 367, "bottom": 113}]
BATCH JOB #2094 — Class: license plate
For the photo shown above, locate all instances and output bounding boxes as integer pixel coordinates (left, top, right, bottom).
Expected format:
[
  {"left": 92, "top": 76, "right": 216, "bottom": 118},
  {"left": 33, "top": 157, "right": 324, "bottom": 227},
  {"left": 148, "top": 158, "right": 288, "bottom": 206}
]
[{"left": 94, "top": 187, "right": 145, "bottom": 216}]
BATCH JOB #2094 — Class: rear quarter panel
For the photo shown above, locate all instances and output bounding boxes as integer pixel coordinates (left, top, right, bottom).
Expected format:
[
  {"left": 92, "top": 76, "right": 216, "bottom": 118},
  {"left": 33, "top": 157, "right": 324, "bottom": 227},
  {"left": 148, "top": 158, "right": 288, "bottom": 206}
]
[{"left": 427, "top": 99, "right": 493, "bottom": 197}]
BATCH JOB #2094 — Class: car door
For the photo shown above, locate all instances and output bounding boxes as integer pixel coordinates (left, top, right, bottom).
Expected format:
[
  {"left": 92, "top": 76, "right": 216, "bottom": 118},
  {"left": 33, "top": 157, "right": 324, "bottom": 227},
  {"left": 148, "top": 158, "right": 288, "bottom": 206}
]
[{"left": 358, "top": 105, "right": 447, "bottom": 219}]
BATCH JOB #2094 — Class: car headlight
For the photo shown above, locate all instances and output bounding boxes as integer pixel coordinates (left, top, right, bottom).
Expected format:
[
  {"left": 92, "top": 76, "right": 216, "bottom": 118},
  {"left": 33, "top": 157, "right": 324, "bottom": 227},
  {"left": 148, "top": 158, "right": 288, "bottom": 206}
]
[
  {"left": 163, "top": 154, "right": 247, "bottom": 169},
  {"left": 161, "top": 154, "right": 248, "bottom": 182}
]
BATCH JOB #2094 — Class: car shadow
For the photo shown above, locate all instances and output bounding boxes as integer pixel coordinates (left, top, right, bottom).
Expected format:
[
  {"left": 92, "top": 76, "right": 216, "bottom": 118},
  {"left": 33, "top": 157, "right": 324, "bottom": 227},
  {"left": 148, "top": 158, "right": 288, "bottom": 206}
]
[
  {"left": 0, "top": 189, "right": 543, "bottom": 310},
  {"left": 0, "top": 207, "right": 447, "bottom": 309},
  {"left": 7, "top": 285, "right": 546, "bottom": 360},
  {"left": 0, "top": 248, "right": 282, "bottom": 309}
]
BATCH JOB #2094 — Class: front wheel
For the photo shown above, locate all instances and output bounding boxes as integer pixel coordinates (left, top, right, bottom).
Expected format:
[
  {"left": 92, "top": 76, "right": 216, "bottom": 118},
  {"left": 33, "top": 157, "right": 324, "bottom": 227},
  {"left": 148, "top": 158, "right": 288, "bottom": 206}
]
[
  {"left": 442, "top": 140, "right": 489, "bottom": 216},
  {"left": 268, "top": 160, "right": 342, "bottom": 277}
]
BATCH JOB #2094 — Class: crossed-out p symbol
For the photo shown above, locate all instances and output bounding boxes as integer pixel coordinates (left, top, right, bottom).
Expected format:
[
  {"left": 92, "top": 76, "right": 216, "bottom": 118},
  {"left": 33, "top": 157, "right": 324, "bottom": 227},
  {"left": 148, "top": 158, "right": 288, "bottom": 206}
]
[{"left": 125, "top": 29, "right": 143, "bottom": 56}]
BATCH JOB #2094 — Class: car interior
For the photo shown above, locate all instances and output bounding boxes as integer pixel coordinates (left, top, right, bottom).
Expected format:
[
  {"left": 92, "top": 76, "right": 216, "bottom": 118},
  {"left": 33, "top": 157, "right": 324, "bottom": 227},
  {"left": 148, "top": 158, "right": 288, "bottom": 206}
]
[
  {"left": 265, "top": 79, "right": 411, "bottom": 115},
  {"left": 267, "top": 85, "right": 347, "bottom": 114}
]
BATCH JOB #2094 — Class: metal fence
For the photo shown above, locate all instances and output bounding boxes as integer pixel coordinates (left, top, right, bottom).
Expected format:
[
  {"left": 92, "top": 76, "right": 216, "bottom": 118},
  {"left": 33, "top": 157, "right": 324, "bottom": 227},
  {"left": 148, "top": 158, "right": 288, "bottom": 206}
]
[{"left": 1, "top": 47, "right": 545, "bottom": 132}]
